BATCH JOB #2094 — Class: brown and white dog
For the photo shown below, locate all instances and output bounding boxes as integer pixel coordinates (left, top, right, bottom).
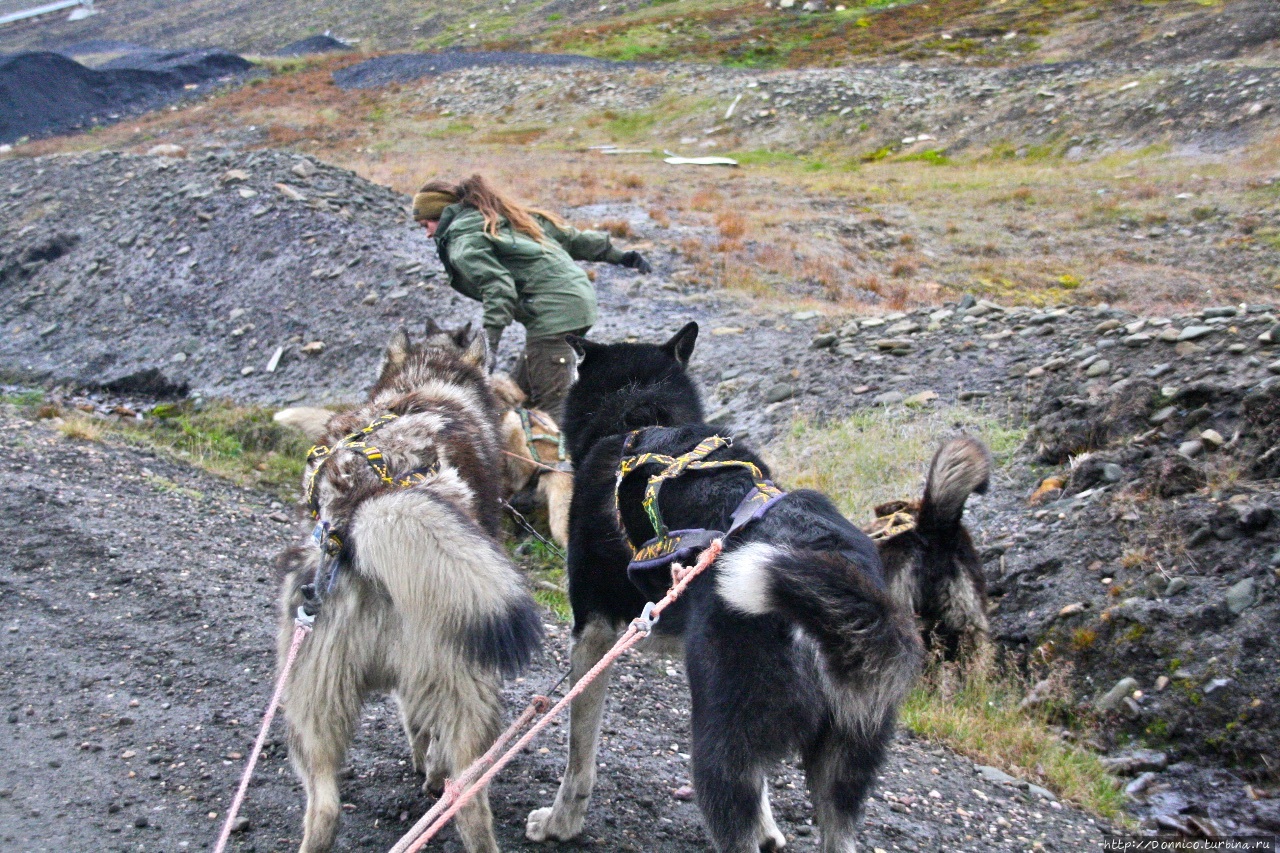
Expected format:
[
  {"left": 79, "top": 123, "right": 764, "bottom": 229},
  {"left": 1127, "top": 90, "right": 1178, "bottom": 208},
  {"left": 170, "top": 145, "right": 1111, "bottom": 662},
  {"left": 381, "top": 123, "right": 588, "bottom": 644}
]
[
  {"left": 488, "top": 373, "right": 573, "bottom": 550},
  {"left": 870, "top": 436, "right": 992, "bottom": 659},
  {"left": 274, "top": 324, "right": 541, "bottom": 853}
]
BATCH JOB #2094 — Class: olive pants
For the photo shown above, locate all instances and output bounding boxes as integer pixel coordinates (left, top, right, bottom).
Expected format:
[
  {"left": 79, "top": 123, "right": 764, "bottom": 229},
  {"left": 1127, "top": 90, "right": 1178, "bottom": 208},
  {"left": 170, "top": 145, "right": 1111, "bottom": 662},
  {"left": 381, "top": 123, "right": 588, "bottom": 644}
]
[{"left": 515, "top": 328, "right": 588, "bottom": 421}]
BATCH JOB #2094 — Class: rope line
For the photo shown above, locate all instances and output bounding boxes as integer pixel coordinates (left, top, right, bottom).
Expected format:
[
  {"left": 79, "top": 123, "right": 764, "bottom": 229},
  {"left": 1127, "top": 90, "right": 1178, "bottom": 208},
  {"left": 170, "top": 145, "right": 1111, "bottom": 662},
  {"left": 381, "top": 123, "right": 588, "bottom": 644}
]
[
  {"left": 500, "top": 447, "right": 565, "bottom": 475},
  {"left": 213, "top": 620, "right": 311, "bottom": 853},
  {"left": 502, "top": 498, "right": 567, "bottom": 562}
]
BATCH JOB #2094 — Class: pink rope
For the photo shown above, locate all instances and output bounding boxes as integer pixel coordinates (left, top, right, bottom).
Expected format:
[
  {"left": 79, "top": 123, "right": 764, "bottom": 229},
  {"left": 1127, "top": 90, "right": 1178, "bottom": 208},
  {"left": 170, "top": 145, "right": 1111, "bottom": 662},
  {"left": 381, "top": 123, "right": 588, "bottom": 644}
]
[
  {"left": 386, "top": 696, "right": 548, "bottom": 853},
  {"left": 391, "top": 538, "right": 724, "bottom": 853},
  {"left": 214, "top": 620, "right": 311, "bottom": 853}
]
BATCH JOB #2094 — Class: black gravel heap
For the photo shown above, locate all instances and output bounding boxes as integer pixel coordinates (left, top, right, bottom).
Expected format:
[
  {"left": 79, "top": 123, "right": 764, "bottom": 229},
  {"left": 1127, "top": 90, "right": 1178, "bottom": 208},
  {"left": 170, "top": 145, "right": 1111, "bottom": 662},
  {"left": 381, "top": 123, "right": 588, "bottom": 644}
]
[
  {"left": 0, "top": 49, "right": 253, "bottom": 144},
  {"left": 274, "top": 34, "right": 352, "bottom": 56}
]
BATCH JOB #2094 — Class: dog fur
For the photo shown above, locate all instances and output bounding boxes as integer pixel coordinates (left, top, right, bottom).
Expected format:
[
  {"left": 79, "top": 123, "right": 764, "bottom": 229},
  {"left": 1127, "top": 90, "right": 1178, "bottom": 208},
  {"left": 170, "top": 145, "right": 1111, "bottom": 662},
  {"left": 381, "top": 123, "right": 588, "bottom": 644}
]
[
  {"left": 273, "top": 371, "right": 573, "bottom": 551},
  {"left": 871, "top": 437, "right": 992, "bottom": 659},
  {"left": 525, "top": 322, "right": 923, "bottom": 853},
  {"left": 274, "top": 324, "right": 542, "bottom": 853},
  {"left": 488, "top": 373, "right": 573, "bottom": 550}
]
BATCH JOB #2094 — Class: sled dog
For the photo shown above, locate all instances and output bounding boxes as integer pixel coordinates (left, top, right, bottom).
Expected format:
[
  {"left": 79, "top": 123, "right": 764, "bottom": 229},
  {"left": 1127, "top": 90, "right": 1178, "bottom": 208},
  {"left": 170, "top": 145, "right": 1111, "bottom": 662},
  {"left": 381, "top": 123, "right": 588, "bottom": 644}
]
[
  {"left": 488, "top": 373, "right": 573, "bottom": 550},
  {"left": 525, "top": 322, "right": 922, "bottom": 853},
  {"left": 870, "top": 437, "right": 992, "bottom": 658},
  {"left": 275, "top": 324, "right": 542, "bottom": 853},
  {"left": 273, "top": 359, "right": 573, "bottom": 551}
]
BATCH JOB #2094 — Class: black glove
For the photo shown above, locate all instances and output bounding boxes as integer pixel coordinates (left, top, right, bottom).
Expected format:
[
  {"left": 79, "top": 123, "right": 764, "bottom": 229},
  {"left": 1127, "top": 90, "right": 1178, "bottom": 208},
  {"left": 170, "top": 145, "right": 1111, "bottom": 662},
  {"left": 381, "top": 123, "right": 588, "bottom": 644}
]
[
  {"left": 485, "top": 326, "right": 503, "bottom": 374},
  {"left": 619, "top": 251, "right": 652, "bottom": 275}
]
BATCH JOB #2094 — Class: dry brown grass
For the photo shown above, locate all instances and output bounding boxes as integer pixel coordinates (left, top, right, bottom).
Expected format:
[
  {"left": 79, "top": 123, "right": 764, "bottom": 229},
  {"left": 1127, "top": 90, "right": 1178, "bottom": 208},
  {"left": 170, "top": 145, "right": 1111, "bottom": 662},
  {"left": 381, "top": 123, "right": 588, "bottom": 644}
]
[
  {"left": 597, "top": 218, "right": 633, "bottom": 238},
  {"left": 889, "top": 255, "right": 920, "bottom": 278},
  {"left": 688, "top": 188, "right": 723, "bottom": 212},
  {"left": 57, "top": 415, "right": 104, "bottom": 442},
  {"left": 11, "top": 59, "right": 1279, "bottom": 318},
  {"left": 715, "top": 211, "right": 747, "bottom": 240}
]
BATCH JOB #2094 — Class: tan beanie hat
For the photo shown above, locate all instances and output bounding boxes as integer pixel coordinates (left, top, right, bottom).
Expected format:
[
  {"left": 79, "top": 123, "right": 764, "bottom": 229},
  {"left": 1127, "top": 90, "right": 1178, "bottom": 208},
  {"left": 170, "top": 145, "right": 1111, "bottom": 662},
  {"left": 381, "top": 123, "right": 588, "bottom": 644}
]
[{"left": 413, "top": 189, "right": 457, "bottom": 222}]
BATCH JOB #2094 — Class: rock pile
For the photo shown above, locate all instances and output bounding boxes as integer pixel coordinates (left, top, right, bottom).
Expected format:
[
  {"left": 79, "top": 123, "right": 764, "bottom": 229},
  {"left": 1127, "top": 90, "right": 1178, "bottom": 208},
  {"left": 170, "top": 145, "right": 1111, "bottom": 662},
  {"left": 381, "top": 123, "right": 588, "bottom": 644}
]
[{"left": 0, "top": 50, "right": 254, "bottom": 144}]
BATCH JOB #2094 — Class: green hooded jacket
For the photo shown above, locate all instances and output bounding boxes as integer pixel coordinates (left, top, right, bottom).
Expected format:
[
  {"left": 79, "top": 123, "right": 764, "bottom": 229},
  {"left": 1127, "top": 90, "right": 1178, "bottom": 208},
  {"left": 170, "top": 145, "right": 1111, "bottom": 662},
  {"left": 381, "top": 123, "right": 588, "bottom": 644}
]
[{"left": 433, "top": 203, "right": 626, "bottom": 339}]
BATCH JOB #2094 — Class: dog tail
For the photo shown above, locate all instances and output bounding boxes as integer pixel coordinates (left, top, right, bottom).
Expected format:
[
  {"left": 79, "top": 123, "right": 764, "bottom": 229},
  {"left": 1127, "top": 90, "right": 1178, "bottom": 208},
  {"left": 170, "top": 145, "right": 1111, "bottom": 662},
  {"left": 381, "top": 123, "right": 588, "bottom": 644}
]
[
  {"left": 273, "top": 406, "right": 334, "bottom": 442},
  {"left": 716, "top": 544, "right": 922, "bottom": 734},
  {"left": 350, "top": 489, "right": 542, "bottom": 677},
  {"left": 916, "top": 436, "right": 991, "bottom": 536}
]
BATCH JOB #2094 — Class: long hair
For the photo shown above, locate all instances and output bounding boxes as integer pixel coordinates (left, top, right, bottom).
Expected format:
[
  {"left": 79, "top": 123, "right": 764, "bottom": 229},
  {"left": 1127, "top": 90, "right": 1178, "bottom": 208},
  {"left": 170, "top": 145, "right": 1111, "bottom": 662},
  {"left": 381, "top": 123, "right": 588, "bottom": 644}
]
[{"left": 418, "top": 174, "right": 565, "bottom": 242}]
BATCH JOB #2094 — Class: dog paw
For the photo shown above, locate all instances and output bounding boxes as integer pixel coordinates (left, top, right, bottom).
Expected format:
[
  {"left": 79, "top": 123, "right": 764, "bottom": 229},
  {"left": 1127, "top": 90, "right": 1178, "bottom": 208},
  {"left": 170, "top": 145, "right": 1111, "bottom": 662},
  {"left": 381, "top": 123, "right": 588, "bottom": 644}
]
[
  {"left": 757, "top": 819, "right": 786, "bottom": 851},
  {"left": 760, "top": 829, "right": 787, "bottom": 851},
  {"left": 422, "top": 770, "right": 447, "bottom": 798},
  {"left": 525, "top": 806, "right": 580, "bottom": 842}
]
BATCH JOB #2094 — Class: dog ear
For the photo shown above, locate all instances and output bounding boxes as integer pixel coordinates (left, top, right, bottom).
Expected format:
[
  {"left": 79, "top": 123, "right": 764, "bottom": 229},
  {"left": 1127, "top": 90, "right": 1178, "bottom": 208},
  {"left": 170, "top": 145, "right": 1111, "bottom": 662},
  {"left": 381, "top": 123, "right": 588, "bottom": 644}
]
[
  {"left": 663, "top": 321, "right": 699, "bottom": 367},
  {"left": 462, "top": 328, "right": 488, "bottom": 368},
  {"left": 423, "top": 317, "right": 443, "bottom": 337},
  {"left": 385, "top": 327, "right": 411, "bottom": 367},
  {"left": 565, "top": 334, "right": 598, "bottom": 365},
  {"left": 451, "top": 321, "right": 473, "bottom": 350}
]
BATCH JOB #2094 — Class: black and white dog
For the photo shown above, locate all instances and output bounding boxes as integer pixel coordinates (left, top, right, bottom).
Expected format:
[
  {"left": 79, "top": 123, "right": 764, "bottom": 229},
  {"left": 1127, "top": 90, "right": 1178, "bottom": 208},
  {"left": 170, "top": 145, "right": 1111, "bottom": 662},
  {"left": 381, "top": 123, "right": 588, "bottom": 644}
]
[{"left": 526, "top": 322, "right": 923, "bottom": 853}]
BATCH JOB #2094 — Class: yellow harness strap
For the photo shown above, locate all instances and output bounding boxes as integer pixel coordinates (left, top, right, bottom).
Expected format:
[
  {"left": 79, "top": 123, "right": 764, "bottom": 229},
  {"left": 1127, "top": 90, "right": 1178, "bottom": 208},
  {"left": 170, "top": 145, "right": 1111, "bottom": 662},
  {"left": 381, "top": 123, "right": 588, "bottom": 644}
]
[
  {"left": 616, "top": 433, "right": 782, "bottom": 545},
  {"left": 304, "top": 413, "right": 437, "bottom": 518},
  {"left": 867, "top": 509, "right": 917, "bottom": 541}
]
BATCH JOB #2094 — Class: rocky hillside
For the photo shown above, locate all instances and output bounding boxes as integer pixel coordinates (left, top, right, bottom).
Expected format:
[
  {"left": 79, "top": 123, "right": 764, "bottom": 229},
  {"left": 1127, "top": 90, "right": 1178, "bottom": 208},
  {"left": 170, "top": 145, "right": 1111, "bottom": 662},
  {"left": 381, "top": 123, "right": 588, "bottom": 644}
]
[
  {"left": 0, "top": 0, "right": 1275, "bottom": 70},
  {"left": 2, "top": 146, "right": 1278, "bottom": 835}
]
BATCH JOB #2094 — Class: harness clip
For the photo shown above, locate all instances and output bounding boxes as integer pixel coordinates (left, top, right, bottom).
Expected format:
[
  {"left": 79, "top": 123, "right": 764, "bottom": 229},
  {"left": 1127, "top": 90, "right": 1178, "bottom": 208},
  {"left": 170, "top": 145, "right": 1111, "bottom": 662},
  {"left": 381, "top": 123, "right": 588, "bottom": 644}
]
[
  {"left": 635, "top": 601, "right": 660, "bottom": 634},
  {"left": 295, "top": 604, "right": 316, "bottom": 628}
]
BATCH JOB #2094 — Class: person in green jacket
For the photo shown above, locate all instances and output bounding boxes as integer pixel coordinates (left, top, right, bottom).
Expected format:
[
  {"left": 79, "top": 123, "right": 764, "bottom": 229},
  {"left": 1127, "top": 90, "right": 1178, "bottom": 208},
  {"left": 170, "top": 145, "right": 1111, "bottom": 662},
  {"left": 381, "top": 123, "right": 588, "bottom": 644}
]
[{"left": 413, "top": 173, "right": 651, "bottom": 419}]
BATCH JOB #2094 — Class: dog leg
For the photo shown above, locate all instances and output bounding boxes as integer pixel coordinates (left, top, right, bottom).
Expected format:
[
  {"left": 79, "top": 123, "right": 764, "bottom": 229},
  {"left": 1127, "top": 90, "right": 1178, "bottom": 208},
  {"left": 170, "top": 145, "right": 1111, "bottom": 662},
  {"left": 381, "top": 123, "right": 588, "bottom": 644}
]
[
  {"left": 692, "top": 759, "right": 769, "bottom": 853},
  {"left": 396, "top": 694, "right": 448, "bottom": 795},
  {"left": 939, "top": 572, "right": 990, "bottom": 655},
  {"left": 431, "top": 672, "right": 504, "bottom": 853},
  {"left": 282, "top": 618, "right": 366, "bottom": 853},
  {"left": 537, "top": 470, "right": 573, "bottom": 551},
  {"left": 756, "top": 786, "right": 787, "bottom": 851},
  {"left": 526, "top": 618, "right": 619, "bottom": 841},
  {"left": 804, "top": 726, "right": 887, "bottom": 853}
]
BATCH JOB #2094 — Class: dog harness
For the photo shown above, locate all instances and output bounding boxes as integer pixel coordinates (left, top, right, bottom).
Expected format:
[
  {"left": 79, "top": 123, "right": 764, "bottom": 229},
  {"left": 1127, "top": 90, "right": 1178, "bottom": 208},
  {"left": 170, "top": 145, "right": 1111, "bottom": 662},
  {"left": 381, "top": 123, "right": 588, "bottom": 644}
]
[
  {"left": 517, "top": 407, "right": 571, "bottom": 471},
  {"left": 866, "top": 502, "right": 918, "bottom": 541},
  {"left": 300, "top": 413, "right": 439, "bottom": 609},
  {"left": 615, "top": 432, "right": 787, "bottom": 591}
]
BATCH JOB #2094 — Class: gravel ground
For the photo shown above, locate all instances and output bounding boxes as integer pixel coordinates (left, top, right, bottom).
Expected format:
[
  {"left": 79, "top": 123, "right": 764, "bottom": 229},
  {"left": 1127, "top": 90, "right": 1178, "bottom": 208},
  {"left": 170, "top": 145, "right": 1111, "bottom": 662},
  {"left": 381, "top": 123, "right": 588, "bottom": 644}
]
[
  {"left": 332, "top": 50, "right": 627, "bottom": 89},
  {"left": 2, "top": 84, "right": 1279, "bottom": 844},
  {"left": 0, "top": 415, "right": 1117, "bottom": 852}
]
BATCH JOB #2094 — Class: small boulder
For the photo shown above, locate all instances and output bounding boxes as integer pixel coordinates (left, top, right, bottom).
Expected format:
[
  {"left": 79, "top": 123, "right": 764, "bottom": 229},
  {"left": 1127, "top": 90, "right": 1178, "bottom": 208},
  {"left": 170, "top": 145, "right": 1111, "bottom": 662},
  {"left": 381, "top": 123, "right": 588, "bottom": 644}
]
[
  {"left": 1095, "top": 677, "right": 1139, "bottom": 713},
  {"left": 1225, "top": 578, "right": 1257, "bottom": 614}
]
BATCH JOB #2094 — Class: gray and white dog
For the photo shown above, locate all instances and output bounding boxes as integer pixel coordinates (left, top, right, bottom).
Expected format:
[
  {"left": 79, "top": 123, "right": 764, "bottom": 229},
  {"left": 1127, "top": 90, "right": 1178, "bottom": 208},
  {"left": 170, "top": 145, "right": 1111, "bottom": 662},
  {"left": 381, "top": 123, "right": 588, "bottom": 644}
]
[
  {"left": 870, "top": 436, "right": 992, "bottom": 660},
  {"left": 275, "top": 324, "right": 542, "bottom": 853}
]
